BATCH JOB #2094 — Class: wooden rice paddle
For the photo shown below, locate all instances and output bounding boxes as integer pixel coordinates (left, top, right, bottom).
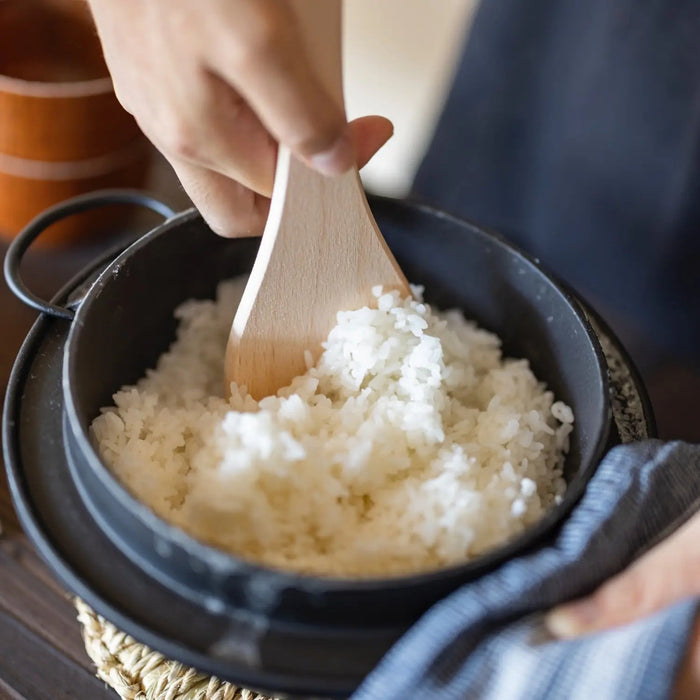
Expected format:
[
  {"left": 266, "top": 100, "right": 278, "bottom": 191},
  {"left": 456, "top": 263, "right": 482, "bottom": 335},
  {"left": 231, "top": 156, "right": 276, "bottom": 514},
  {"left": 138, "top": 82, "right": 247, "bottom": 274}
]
[{"left": 225, "top": 0, "right": 410, "bottom": 400}]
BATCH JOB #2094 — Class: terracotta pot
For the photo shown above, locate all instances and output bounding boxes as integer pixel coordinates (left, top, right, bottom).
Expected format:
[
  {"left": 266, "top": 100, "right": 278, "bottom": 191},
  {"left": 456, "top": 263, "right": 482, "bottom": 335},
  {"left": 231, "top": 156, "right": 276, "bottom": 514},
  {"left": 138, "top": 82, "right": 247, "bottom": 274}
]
[{"left": 0, "top": 0, "right": 151, "bottom": 245}]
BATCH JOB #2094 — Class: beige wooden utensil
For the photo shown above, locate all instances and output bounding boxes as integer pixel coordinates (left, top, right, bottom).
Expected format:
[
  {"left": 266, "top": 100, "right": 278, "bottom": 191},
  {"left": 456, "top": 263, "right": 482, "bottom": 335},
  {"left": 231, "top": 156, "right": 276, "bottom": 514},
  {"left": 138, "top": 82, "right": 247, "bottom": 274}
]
[{"left": 225, "top": 0, "right": 411, "bottom": 400}]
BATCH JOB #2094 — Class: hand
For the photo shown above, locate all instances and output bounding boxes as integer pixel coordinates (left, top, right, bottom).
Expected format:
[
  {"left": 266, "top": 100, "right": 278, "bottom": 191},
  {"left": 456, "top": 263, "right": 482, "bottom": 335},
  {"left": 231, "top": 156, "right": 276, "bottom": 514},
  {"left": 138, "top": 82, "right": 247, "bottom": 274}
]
[
  {"left": 545, "top": 510, "right": 700, "bottom": 699},
  {"left": 86, "top": 0, "right": 393, "bottom": 236}
]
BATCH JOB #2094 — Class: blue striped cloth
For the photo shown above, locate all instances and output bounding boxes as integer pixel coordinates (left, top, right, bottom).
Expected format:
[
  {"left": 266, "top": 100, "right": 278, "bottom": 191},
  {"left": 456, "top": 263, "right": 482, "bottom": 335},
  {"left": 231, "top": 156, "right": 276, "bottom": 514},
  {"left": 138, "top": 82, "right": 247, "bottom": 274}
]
[{"left": 351, "top": 441, "right": 700, "bottom": 700}]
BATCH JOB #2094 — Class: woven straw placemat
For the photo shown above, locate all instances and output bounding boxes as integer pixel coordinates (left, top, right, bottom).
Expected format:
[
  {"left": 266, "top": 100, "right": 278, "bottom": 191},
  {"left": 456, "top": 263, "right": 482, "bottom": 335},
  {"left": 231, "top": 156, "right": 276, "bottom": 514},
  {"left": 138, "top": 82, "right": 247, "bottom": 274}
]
[{"left": 75, "top": 599, "right": 276, "bottom": 700}]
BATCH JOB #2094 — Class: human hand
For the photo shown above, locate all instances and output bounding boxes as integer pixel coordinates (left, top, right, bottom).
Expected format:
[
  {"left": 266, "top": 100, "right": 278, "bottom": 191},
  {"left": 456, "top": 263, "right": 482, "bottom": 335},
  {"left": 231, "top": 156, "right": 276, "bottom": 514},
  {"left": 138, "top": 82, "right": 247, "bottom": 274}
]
[
  {"left": 545, "top": 509, "right": 700, "bottom": 699},
  {"left": 86, "top": 0, "right": 393, "bottom": 237}
]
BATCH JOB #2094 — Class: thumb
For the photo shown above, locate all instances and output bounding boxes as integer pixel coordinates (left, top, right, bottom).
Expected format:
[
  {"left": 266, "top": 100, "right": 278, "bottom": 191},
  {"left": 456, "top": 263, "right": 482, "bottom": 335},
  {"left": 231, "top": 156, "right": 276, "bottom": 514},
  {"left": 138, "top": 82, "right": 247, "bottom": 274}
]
[{"left": 545, "top": 511, "right": 700, "bottom": 638}]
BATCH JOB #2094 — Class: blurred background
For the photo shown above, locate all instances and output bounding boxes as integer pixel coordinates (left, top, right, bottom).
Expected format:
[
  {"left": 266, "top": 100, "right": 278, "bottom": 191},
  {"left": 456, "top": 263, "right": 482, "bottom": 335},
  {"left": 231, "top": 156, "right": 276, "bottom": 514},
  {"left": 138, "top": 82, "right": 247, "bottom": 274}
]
[{"left": 345, "top": 0, "right": 478, "bottom": 196}]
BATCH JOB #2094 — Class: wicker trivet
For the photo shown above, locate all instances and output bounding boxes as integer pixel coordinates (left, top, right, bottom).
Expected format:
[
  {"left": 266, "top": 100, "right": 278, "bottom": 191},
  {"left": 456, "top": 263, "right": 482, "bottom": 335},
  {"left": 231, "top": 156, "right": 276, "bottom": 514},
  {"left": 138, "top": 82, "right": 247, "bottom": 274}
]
[{"left": 76, "top": 599, "right": 276, "bottom": 700}]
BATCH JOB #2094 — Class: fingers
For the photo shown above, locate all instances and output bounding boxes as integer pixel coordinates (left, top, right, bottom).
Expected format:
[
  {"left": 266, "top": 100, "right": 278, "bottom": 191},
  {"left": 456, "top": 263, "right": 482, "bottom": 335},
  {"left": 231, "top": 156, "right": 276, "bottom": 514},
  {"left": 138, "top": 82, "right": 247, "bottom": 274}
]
[
  {"left": 175, "top": 115, "right": 393, "bottom": 239},
  {"left": 150, "top": 72, "right": 279, "bottom": 198},
  {"left": 546, "top": 511, "right": 700, "bottom": 638},
  {"left": 349, "top": 116, "right": 395, "bottom": 170},
  {"left": 150, "top": 88, "right": 390, "bottom": 207},
  {"left": 171, "top": 158, "right": 270, "bottom": 238},
  {"left": 88, "top": 0, "right": 391, "bottom": 231},
  {"left": 207, "top": 0, "right": 355, "bottom": 175}
]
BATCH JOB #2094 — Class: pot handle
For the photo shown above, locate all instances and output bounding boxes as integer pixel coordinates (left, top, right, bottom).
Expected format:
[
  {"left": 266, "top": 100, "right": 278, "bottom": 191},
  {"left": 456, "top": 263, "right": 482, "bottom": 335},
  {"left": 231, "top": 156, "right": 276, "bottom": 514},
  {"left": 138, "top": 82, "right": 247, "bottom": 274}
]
[{"left": 3, "top": 189, "right": 176, "bottom": 320}]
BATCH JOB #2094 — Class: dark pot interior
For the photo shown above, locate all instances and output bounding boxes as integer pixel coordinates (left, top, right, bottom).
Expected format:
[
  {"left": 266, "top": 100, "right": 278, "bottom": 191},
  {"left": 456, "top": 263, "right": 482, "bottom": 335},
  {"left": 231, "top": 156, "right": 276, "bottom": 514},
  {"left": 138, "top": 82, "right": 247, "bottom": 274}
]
[{"left": 62, "top": 196, "right": 610, "bottom": 626}]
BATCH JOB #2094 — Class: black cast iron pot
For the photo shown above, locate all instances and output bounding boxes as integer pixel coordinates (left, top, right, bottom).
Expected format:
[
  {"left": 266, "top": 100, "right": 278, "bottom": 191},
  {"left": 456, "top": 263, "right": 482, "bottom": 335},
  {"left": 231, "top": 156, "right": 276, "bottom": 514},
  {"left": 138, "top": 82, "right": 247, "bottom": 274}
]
[{"left": 4, "top": 189, "right": 629, "bottom": 698}]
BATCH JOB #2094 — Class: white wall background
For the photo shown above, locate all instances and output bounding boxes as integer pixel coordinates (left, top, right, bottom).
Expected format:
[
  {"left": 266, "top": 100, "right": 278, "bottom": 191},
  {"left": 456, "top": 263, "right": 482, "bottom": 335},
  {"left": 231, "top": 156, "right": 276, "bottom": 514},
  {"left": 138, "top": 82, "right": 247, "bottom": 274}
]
[{"left": 343, "top": 0, "right": 479, "bottom": 196}]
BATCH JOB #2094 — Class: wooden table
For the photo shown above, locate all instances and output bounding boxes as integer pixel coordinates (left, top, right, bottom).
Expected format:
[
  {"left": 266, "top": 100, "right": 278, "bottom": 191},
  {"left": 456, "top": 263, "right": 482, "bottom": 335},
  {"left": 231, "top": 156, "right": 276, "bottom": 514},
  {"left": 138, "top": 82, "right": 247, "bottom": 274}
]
[{"left": 0, "top": 160, "right": 698, "bottom": 699}]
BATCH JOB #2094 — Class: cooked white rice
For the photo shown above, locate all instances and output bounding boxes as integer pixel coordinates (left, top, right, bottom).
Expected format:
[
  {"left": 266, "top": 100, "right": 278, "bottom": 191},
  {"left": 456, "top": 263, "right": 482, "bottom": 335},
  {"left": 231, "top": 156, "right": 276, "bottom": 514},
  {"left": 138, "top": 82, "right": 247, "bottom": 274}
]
[{"left": 91, "top": 279, "right": 573, "bottom": 577}]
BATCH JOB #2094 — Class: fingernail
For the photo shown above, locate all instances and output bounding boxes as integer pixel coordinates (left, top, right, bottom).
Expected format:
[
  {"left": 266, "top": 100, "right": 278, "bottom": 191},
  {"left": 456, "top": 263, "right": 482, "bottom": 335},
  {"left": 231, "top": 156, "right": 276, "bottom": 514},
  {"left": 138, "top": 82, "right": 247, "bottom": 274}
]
[
  {"left": 545, "top": 599, "right": 598, "bottom": 639},
  {"left": 310, "top": 131, "right": 355, "bottom": 176}
]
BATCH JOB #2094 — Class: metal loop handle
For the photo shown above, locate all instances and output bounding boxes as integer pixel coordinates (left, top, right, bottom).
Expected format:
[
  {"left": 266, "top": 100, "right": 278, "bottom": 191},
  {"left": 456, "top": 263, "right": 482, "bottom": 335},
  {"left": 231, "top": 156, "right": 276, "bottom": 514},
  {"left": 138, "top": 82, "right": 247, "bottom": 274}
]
[{"left": 3, "top": 189, "right": 176, "bottom": 320}]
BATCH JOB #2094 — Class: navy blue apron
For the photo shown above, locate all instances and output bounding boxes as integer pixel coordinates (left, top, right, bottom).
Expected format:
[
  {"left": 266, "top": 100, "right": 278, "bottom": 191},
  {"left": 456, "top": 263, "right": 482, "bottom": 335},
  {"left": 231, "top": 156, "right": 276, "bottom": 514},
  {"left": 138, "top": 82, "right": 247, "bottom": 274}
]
[{"left": 413, "top": 0, "right": 700, "bottom": 372}]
